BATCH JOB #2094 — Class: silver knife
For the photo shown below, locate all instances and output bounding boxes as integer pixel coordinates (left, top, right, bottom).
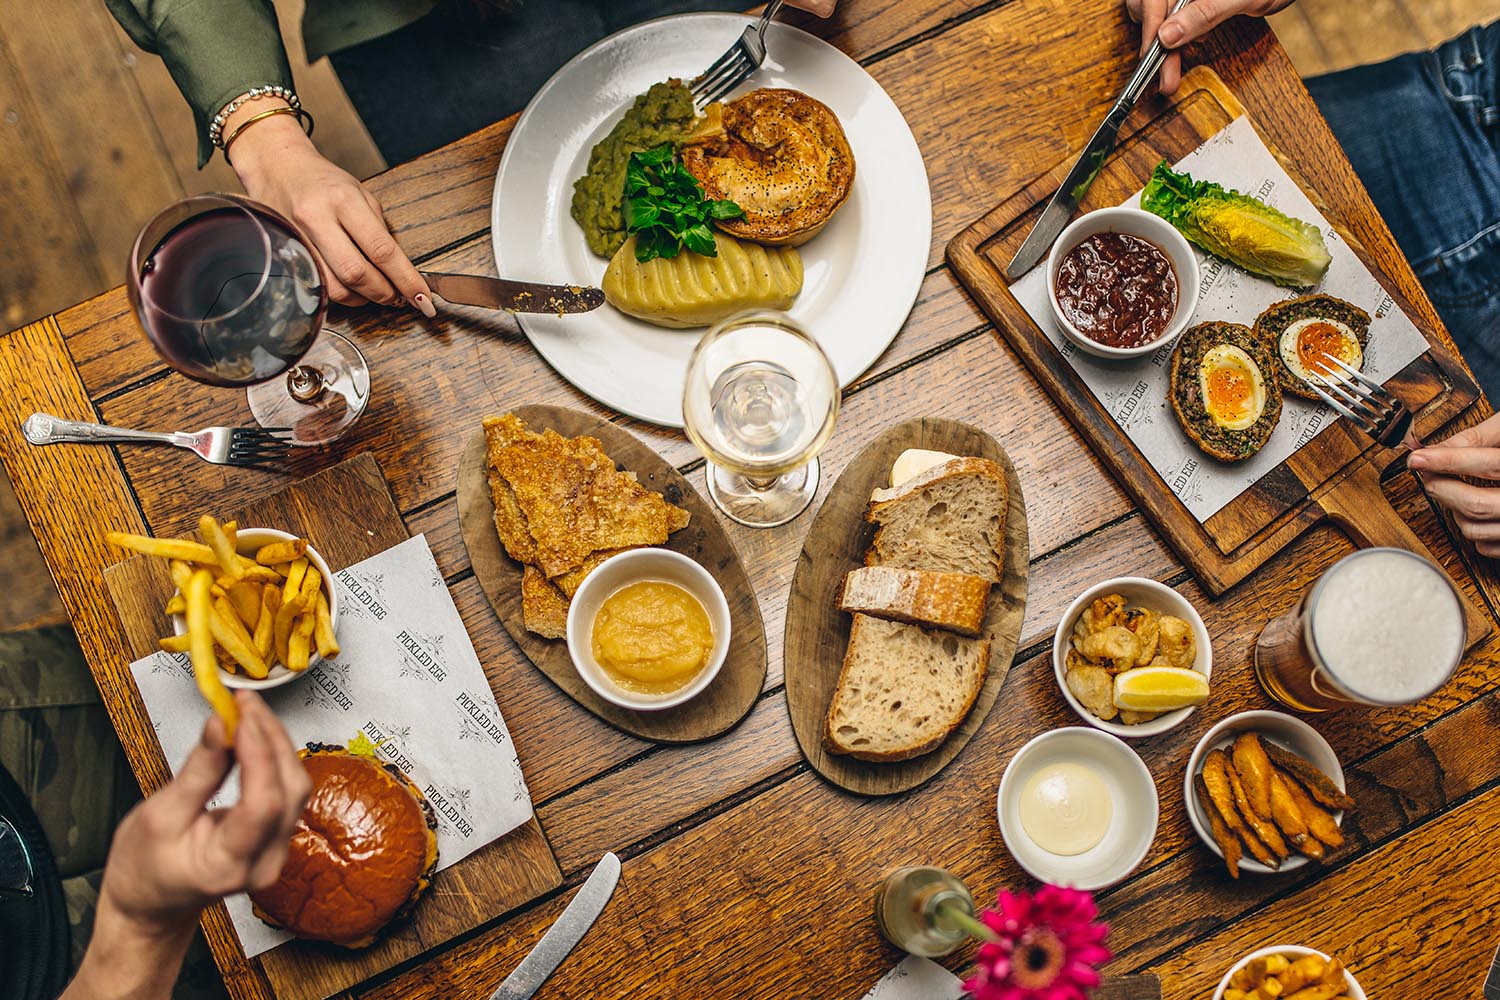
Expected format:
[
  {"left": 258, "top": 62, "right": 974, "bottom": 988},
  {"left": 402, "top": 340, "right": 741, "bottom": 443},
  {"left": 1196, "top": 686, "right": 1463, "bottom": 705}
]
[
  {"left": 421, "top": 271, "right": 605, "bottom": 314},
  {"left": 488, "top": 852, "right": 621, "bottom": 1000},
  {"left": 1005, "top": 0, "right": 1193, "bottom": 280}
]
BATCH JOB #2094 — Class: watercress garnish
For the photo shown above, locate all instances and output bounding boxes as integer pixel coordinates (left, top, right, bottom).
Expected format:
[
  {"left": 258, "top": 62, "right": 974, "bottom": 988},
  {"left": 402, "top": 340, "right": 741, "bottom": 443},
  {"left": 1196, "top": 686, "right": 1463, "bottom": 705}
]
[{"left": 623, "top": 144, "right": 743, "bottom": 262}]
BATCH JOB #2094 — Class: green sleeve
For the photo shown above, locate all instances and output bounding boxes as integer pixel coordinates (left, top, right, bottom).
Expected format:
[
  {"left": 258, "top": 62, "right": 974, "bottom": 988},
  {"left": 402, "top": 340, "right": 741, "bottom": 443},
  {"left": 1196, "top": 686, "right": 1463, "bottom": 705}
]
[{"left": 104, "top": 0, "right": 295, "bottom": 167}]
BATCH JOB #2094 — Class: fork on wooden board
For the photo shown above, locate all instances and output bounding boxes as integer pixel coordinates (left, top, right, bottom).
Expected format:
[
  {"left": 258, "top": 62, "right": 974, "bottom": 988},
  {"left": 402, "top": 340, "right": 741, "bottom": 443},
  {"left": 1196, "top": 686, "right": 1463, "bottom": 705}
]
[
  {"left": 691, "top": 0, "right": 787, "bottom": 109},
  {"left": 1308, "top": 352, "right": 1421, "bottom": 450},
  {"left": 22, "top": 413, "right": 292, "bottom": 467}
]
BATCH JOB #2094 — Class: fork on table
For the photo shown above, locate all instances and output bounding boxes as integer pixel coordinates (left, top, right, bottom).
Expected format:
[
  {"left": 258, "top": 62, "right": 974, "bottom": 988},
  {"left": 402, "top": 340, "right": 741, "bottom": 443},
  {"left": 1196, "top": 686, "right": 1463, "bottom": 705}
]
[
  {"left": 691, "top": 0, "right": 787, "bottom": 109},
  {"left": 22, "top": 412, "right": 292, "bottom": 467},
  {"left": 1308, "top": 352, "right": 1420, "bottom": 450}
]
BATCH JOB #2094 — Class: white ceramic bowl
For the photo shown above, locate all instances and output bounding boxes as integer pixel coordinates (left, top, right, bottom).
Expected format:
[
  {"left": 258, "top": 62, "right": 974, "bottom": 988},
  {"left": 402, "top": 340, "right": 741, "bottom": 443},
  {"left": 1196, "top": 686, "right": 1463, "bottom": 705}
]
[
  {"left": 1046, "top": 206, "right": 1200, "bottom": 359},
  {"left": 1213, "top": 945, "right": 1367, "bottom": 1000},
  {"left": 566, "top": 548, "right": 731, "bottom": 711},
  {"left": 1185, "top": 710, "right": 1346, "bottom": 875},
  {"left": 172, "top": 527, "right": 339, "bottom": 691},
  {"left": 996, "top": 727, "right": 1159, "bottom": 890},
  {"left": 1053, "top": 577, "right": 1213, "bottom": 739}
]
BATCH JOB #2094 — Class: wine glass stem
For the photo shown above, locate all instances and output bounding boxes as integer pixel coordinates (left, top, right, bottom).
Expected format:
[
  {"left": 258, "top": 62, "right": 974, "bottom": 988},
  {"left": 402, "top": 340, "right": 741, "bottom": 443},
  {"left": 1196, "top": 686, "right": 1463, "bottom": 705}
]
[
  {"left": 744, "top": 474, "right": 780, "bottom": 491},
  {"left": 286, "top": 364, "right": 327, "bottom": 404}
]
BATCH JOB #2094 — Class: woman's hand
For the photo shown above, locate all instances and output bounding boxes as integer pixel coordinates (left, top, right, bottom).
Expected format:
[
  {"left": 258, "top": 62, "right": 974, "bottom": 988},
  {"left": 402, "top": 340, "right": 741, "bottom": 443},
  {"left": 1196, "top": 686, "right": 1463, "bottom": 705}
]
[
  {"left": 1410, "top": 412, "right": 1500, "bottom": 558},
  {"left": 63, "top": 692, "right": 310, "bottom": 1000},
  {"left": 1125, "top": 0, "right": 1297, "bottom": 95},
  {"left": 228, "top": 109, "right": 435, "bottom": 315}
]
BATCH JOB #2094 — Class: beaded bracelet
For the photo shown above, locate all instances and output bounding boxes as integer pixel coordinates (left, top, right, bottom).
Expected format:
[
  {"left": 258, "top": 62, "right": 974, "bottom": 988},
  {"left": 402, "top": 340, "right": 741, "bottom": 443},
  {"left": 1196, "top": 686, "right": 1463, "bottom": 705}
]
[
  {"left": 222, "top": 106, "right": 316, "bottom": 163},
  {"left": 208, "top": 85, "right": 303, "bottom": 150}
]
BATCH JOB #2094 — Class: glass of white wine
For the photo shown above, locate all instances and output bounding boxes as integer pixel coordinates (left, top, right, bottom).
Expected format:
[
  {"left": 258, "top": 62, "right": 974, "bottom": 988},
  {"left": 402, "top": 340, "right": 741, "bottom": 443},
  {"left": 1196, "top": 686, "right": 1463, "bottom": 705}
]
[{"left": 683, "top": 311, "right": 839, "bottom": 528}]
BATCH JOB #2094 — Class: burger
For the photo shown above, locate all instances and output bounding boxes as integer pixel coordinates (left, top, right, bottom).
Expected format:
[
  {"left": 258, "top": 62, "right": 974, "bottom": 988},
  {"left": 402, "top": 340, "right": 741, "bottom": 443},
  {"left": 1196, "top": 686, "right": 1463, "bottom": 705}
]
[{"left": 250, "top": 744, "right": 438, "bottom": 948}]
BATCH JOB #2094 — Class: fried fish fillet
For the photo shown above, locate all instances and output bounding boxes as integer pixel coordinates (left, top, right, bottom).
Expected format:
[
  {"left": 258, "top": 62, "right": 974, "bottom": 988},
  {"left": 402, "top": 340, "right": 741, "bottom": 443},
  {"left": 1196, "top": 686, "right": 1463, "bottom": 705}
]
[
  {"left": 1232, "top": 732, "right": 1276, "bottom": 819},
  {"left": 1263, "top": 742, "right": 1357, "bottom": 812},
  {"left": 1269, "top": 771, "right": 1321, "bottom": 860},
  {"left": 1195, "top": 771, "right": 1242, "bottom": 878},
  {"left": 483, "top": 415, "right": 689, "bottom": 578},
  {"left": 1280, "top": 769, "right": 1345, "bottom": 848},
  {"left": 1224, "top": 754, "right": 1291, "bottom": 861}
]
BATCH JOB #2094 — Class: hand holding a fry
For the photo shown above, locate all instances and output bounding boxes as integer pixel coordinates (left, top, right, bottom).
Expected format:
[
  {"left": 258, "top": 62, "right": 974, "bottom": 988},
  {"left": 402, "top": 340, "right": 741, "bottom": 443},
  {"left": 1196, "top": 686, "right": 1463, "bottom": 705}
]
[{"left": 62, "top": 692, "right": 310, "bottom": 1000}]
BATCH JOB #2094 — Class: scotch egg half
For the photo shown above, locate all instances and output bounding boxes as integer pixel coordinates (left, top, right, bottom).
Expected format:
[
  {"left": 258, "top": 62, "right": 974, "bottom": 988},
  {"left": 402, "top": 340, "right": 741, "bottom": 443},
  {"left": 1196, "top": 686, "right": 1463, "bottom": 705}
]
[
  {"left": 1279, "top": 317, "right": 1364, "bottom": 387},
  {"left": 1198, "top": 344, "right": 1267, "bottom": 431}
]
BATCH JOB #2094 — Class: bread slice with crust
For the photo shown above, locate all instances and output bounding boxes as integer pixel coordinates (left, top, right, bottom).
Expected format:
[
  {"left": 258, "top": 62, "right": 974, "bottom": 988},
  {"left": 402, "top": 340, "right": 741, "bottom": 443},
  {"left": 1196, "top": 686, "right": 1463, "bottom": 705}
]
[
  {"left": 823, "top": 615, "right": 990, "bottom": 762},
  {"left": 837, "top": 566, "right": 991, "bottom": 637},
  {"left": 865, "top": 458, "right": 1008, "bottom": 582}
]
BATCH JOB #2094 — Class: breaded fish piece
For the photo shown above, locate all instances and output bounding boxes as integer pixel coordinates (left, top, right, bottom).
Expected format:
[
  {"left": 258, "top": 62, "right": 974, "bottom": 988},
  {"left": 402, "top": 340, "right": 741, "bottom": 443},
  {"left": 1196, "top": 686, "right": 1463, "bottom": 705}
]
[
  {"left": 1225, "top": 754, "right": 1290, "bottom": 861},
  {"left": 1269, "top": 771, "right": 1321, "bottom": 860},
  {"left": 484, "top": 415, "right": 689, "bottom": 578},
  {"left": 1203, "top": 750, "right": 1280, "bottom": 869},
  {"left": 1195, "top": 771, "right": 1242, "bottom": 878},
  {"left": 1264, "top": 742, "right": 1357, "bottom": 812},
  {"left": 1281, "top": 769, "right": 1345, "bottom": 849},
  {"left": 1232, "top": 732, "right": 1276, "bottom": 819}
]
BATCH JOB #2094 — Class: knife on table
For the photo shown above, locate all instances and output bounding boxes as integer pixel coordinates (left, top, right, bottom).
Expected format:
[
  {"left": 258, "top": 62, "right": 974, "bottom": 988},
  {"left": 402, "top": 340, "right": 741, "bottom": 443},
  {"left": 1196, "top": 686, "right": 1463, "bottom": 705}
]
[
  {"left": 421, "top": 271, "right": 605, "bottom": 314},
  {"left": 487, "top": 852, "right": 621, "bottom": 1000},
  {"left": 1004, "top": 0, "right": 1193, "bottom": 280}
]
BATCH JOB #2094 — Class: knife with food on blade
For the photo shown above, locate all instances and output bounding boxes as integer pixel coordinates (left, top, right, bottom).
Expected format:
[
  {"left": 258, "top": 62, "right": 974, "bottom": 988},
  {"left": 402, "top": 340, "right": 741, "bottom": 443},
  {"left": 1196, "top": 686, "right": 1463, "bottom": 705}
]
[
  {"left": 420, "top": 271, "right": 604, "bottom": 314},
  {"left": 1004, "top": 0, "right": 1193, "bottom": 281},
  {"left": 487, "top": 852, "right": 620, "bottom": 1000}
]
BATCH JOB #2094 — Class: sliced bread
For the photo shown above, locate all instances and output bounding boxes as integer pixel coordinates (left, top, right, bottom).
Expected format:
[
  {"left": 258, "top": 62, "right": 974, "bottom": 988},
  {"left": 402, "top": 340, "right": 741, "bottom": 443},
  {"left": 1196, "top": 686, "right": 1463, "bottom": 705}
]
[
  {"left": 823, "top": 615, "right": 990, "bottom": 762},
  {"left": 865, "top": 458, "right": 1008, "bottom": 582},
  {"left": 837, "top": 566, "right": 991, "bottom": 637}
]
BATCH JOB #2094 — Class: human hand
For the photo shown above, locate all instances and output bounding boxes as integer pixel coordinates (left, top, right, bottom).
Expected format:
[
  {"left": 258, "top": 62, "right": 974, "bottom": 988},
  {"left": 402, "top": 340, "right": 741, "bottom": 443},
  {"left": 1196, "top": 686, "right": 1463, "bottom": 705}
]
[
  {"left": 1125, "top": 0, "right": 1296, "bottom": 95},
  {"left": 229, "top": 112, "right": 435, "bottom": 315},
  {"left": 1409, "top": 412, "right": 1500, "bottom": 558},
  {"left": 788, "top": 0, "right": 838, "bottom": 16}
]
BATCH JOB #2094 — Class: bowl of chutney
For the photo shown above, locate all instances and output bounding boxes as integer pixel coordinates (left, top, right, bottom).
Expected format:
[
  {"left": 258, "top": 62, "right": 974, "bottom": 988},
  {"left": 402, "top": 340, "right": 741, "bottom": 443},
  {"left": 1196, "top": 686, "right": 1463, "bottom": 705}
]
[{"left": 1046, "top": 207, "right": 1199, "bottom": 359}]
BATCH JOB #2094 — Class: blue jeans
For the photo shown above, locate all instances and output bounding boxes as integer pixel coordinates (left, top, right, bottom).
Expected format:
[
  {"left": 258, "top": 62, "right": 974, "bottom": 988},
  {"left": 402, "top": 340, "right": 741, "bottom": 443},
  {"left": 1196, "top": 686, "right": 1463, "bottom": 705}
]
[{"left": 1307, "top": 21, "right": 1500, "bottom": 399}]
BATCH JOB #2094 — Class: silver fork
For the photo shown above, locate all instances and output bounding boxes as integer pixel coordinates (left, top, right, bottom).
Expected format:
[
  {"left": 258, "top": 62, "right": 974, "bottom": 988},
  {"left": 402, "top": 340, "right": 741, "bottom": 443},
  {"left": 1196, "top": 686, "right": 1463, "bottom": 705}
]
[
  {"left": 691, "top": 0, "right": 787, "bottom": 109},
  {"left": 1308, "top": 353, "right": 1420, "bottom": 449},
  {"left": 22, "top": 412, "right": 293, "bottom": 466}
]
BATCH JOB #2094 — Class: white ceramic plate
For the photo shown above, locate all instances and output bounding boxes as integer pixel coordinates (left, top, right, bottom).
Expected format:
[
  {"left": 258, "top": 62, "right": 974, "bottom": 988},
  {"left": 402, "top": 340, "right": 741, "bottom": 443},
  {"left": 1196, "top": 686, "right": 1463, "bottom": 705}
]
[{"left": 492, "top": 13, "right": 932, "bottom": 427}]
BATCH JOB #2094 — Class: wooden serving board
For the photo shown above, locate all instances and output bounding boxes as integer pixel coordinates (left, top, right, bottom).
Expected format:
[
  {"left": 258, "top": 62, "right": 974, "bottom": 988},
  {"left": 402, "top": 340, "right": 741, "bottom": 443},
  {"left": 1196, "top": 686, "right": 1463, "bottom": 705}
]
[
  {"left": 946, "top": 66, "right": 1487, "bottom": 643},
  {"left": 784, "top": 418, "right": 1028, "bottom": 796},
  {"left": 103, "top": 454, "right": 562, "bottom": 1000},
  {"left": 456, "top": 404, "right": 768, "bottom": 743}
]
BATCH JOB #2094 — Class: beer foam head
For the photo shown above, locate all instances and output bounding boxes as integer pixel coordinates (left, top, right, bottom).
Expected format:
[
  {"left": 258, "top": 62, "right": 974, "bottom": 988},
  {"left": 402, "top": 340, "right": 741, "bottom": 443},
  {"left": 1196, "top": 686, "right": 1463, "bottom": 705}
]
[{"left": 1308, "top": 548, "right": 1463, "bottom": 703}]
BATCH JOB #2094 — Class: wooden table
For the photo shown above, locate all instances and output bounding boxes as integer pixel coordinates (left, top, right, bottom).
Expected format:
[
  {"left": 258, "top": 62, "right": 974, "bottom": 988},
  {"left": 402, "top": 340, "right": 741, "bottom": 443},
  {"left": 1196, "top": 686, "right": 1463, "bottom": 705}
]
[{"left": 4, "top": 4, "right": 1499, "bottom": 998}]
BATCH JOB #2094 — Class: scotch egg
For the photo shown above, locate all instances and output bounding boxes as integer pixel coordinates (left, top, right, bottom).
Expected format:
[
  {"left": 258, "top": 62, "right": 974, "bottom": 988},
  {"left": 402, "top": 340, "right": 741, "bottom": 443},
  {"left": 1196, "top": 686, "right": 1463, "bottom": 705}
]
[
  {"left": 1169, "top": 322, "right": 1284, "bottom": 462},
  {"left": 1254, "top": 294, "right": 1372, "bottom": 401}
]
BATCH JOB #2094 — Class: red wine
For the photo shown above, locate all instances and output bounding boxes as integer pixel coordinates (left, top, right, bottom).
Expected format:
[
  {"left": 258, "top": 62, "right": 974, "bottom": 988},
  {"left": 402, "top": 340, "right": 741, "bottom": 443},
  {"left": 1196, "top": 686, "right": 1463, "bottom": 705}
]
[{"left": 137, "top": 205, "right": 325, "bottom": 387}]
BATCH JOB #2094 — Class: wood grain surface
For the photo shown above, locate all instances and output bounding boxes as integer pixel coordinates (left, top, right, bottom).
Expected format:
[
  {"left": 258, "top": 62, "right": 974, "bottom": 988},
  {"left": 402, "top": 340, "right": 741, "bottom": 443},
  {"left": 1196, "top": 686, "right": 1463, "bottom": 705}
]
[
  {"left": 946, "top": 67, "right": 1482, "bottom": 603},
  {"left": 456, "top": 405, "right": 767, "bottom": 742},
  {"left": 785, "top": 418, "right": 1028, "bottom": 795},
  {"left": 5, "top": 4, "right": 1500, "bottom": 1000},
  {"left": 101, "top": 454, "right": 562, "bottom": 1000}
]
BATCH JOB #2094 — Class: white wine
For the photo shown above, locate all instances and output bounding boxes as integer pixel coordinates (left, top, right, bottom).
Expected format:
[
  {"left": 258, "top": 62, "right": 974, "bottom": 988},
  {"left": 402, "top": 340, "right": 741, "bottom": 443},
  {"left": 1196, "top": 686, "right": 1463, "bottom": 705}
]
[{"left": 683, "top": 312, "right": 839, "bottom": 528}]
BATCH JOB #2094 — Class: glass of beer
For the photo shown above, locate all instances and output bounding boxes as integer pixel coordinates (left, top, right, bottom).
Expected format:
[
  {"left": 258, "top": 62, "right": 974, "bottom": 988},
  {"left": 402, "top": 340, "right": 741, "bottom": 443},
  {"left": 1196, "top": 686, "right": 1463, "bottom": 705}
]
[{"left": 1254, "top": 547, "right": 1465, "bottom": 711}]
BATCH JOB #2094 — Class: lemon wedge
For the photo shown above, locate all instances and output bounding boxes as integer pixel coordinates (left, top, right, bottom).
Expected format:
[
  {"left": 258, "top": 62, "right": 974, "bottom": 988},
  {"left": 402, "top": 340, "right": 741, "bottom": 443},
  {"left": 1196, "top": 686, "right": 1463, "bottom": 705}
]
[{"left": 1112, "top": 666, "right": 1209, "bottom": 712}]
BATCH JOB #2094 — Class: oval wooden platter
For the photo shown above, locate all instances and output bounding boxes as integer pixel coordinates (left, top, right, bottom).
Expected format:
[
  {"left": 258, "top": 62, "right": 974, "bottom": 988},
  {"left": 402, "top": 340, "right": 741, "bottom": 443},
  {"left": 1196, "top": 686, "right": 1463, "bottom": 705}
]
[
  {"left": 456, "top": 405, "right": 767, "bottom": 742},
  {"left": 784, "top": 417, "right": 1029, "bottom": 795}
]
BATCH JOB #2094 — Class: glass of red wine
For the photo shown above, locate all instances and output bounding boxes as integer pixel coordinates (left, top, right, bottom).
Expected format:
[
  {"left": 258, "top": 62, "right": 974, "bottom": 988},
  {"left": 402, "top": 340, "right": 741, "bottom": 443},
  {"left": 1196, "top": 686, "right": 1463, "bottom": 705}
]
[{"left": 127, "top": 193, "right": 369, "bottom": 446}]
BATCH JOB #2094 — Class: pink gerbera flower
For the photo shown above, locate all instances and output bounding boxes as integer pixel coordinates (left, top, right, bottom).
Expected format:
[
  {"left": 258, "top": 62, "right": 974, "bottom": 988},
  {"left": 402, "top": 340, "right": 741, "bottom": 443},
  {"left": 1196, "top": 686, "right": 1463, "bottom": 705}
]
[{"left": 962, "top": 885, "right": 1111, "bottom": 1000}]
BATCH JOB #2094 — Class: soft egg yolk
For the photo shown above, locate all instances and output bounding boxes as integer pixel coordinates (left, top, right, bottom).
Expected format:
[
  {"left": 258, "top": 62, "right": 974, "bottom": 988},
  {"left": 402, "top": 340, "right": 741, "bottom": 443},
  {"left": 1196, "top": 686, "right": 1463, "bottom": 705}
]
[
  {"left": 1207, "top": 365, "right": 1252, "bottom": 421},
  {"left": 1296, "top": 321, "right": 1351, "bottom": 373}
]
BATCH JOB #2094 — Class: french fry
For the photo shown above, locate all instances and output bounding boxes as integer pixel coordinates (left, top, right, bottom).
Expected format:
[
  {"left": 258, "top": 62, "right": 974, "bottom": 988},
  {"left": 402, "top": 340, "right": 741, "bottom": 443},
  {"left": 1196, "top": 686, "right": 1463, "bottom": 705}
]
[
  {"left": 210, "top": 583, "right": 228, "bottom": 601},
  {"left": 169, "top": 559, "right": 195, "bottom": 592},
  {"left": 313, "top": 592, "right": 339, "bottom": 659},
  {"left": 108, "top": 531, "right": 219, "bottom": 565},
  {"left": 222, "top": 521, "right": 237, "bottom": 550},
  {"left": 282, "top": 558, "right": 309, "bottom": 604},
  {"left": 299, "top": 566, "right": 322, "bottom": 607},
  {"left": 273, "top": 593, "right": 306, "bottom": 668},
  {"left": 288, "top": 611, "right": 316, "bottom": 671},
  {"left": 199, "top": 515, "right": 243, "bottom": 580},
  {"left": 164, "top": 594, "right": 186, "bottom": 616},
  {"left": 239, "top": 564, "right": 282, "bottom": 584},
  {"left": 212, "top": 597, "right": 269, "bottom": 679},
  {"left": 226, "top": 581, "right": 262, "bottom": 630},
  {"left": 255, "top": 587, "right": 280, "bottom": 661},
  {"left": 158, "top": 634, "right": 191, "bottom": 653},
  {"left": 186, "top": 570, "right": 237, "bottom": 742},
  {"left": 257, "top": 539, "right": 308, "bottom": 566}
]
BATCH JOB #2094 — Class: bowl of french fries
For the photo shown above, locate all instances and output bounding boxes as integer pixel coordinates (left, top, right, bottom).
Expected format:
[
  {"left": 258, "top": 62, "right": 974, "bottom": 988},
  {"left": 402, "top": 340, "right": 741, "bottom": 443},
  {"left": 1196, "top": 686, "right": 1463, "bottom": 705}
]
[
  {"left": 1213, "top": 946, "right": 1366, "bottom": 1000},
  {"left": 110, "top": 517, "right": 340, "bottom": 692},
  {"left": 1185, "top": 710, "right": 1355, "bottom": 878}
]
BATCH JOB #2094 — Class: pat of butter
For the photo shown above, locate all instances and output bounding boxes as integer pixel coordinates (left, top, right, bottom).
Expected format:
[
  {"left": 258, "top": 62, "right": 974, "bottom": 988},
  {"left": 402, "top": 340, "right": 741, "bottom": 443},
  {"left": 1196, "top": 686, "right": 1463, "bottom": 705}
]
[{"left": 890, "top": 449, "right": 961, "bottom": 487}]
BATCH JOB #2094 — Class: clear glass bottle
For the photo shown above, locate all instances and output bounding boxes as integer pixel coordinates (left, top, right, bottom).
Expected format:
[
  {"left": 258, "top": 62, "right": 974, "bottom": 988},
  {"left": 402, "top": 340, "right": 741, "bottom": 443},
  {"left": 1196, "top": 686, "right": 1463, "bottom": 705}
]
[{"left": 875, "top": 866, "right": 978, "bottom": 957}]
